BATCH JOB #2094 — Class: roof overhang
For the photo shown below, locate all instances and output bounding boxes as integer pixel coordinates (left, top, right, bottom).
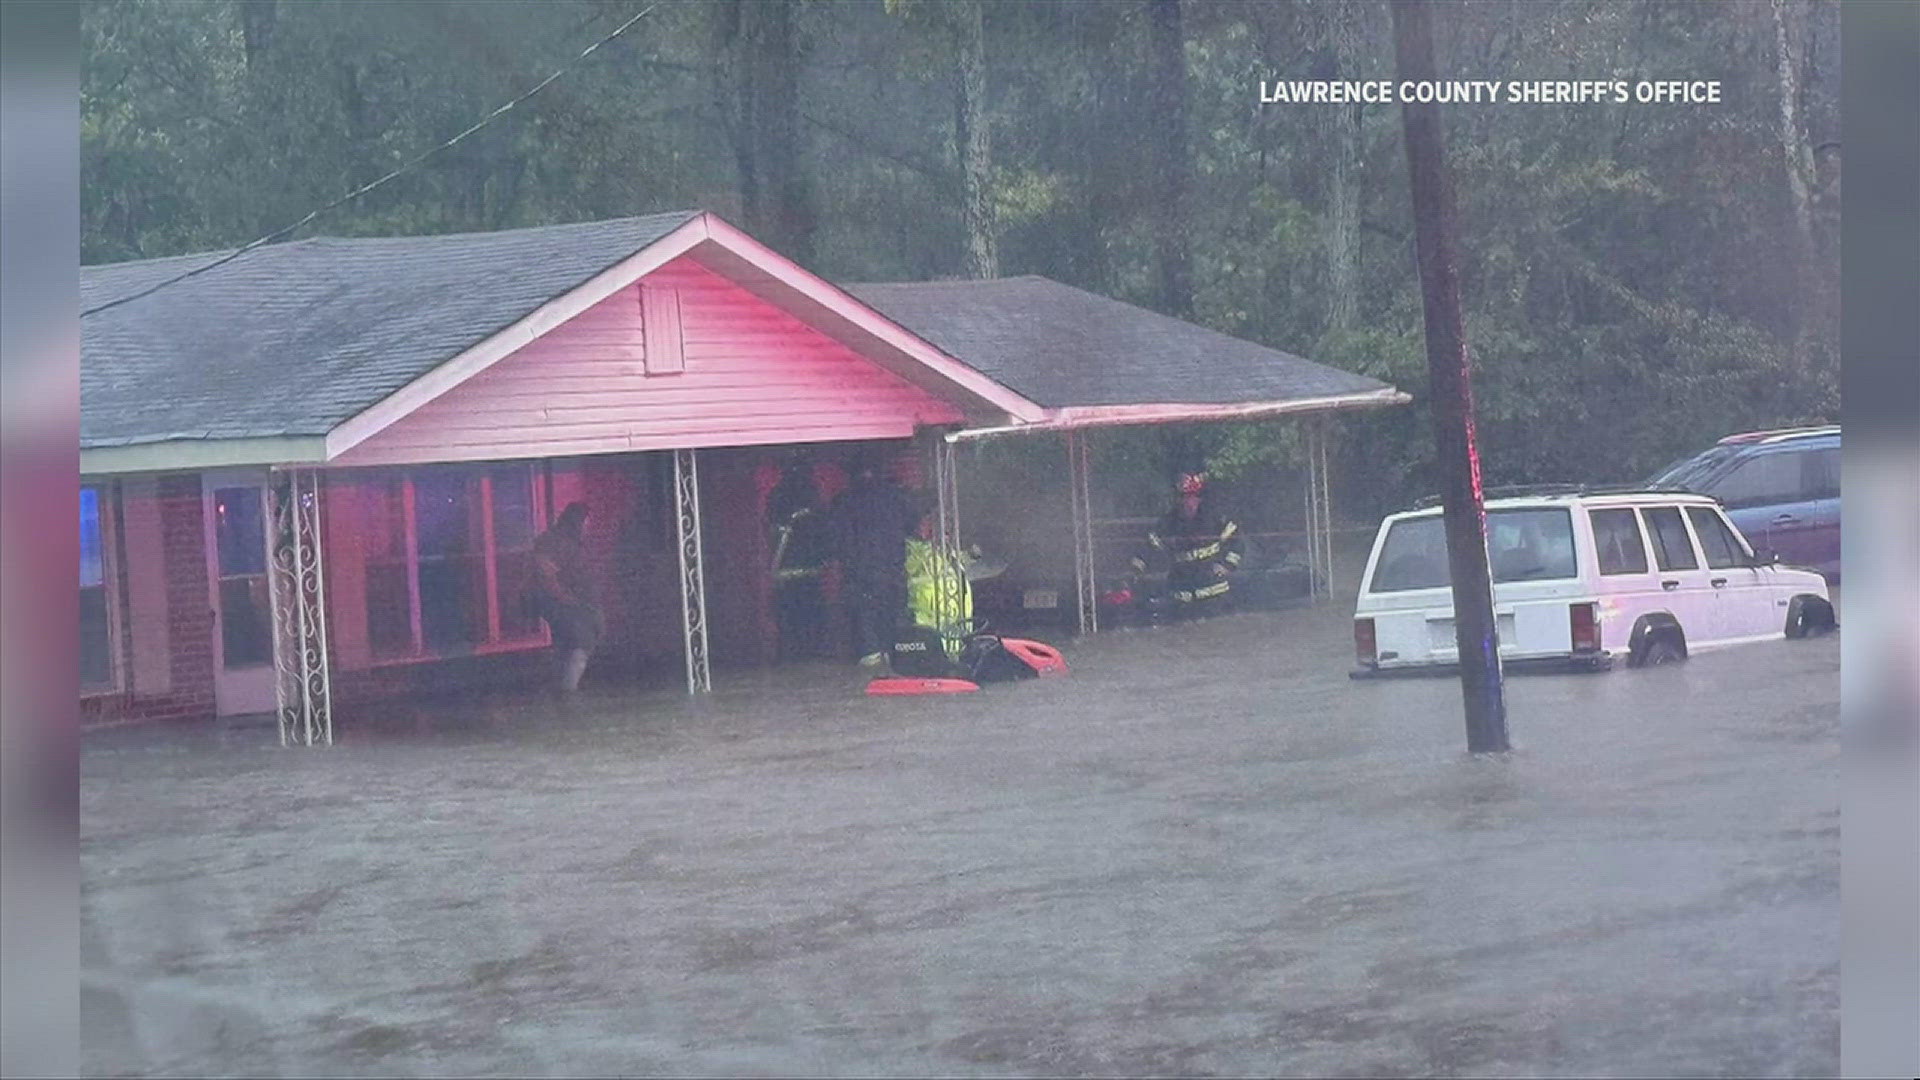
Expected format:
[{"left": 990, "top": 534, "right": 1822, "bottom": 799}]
[
  {"left": 80, "top": 435, "right": 327, "bottom": 476},
  {"left": 943, "top": 387, "right": 1413, "bottom": 442}
]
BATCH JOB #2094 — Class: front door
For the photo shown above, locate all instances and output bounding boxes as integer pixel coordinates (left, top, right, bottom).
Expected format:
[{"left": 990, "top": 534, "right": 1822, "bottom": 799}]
[
  {"left": 204, "top": 472, "right": 278, "bottom": 715},
  {"left": 1638, "top": 504, "right": 1719, "bottom": 645},
  {"left": 1686, "top": 505, "right": 1779, "bottom": 642}
]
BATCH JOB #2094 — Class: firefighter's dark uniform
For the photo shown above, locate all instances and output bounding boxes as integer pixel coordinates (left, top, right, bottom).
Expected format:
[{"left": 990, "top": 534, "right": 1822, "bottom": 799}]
[
  {"left": 770, "top": 504, "right": 829, "bottom": 659},
  {"left": 1130, "top": 506, "right": 1245, "bottom": 618}
]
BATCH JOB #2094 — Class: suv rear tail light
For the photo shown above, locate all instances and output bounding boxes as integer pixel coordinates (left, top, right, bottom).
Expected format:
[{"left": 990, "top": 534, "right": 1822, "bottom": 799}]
[
  {"left": 1570, "top": 602, "right": 1601, "bottom": 653},
  {"left": 1354, "top": 617, "right": 1377, "bottom": 664}
]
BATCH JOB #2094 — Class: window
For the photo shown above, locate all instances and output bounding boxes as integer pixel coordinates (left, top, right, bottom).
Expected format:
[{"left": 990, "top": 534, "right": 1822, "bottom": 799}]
[
  {"left": 1589, "top": 508, "right": 1649, "bottom": 575},
  {"left": 360, "top": 464, "right": 544, "bottom": 661},
  {"left": 1642, "top": 506, "right": 1699, "bottom": 571},
  {"left": 1686, "top": 506, "right": 1751, "bottom": 569},
  {"left": 489, "top": 464, "right": 541, "bottom": 640},
  {"left": 414, "top": 469, "right": 488, "bottom": 651},
  {"left": 1706, "top": 451, "right": 1801, "bottom": 507},
  {"left": 363, "top": 476, "right": 414, "bottom": 659},
  {"left": 1650, "top": 445, "right": 1738, "bottom": 489},
  {"left": 210, "top": 484, "right": 272, "bottom": 668},
  {"left": 1370, "top": 508, "right": 1576, "bottom": 593},
  {"left": 80, "top": 485, "right": 118, "bottom": 691},
  {"left": 1802, "top": 447, "right": 1840, "bottom": 499}
]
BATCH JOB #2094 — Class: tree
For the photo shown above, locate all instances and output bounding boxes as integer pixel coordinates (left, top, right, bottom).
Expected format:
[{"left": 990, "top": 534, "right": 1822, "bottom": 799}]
[
  {"left": 1146, "top": 0, "right": 1192, "bottom": 316},
  {"left": 80, "top": 0, "right": 1843, "bottom": 523},
  {"left": 953, "top": 0, "right": 998, "bottom": 277},
  {"left": 711, "top": 0, "right": 817, "bottom": 265}
]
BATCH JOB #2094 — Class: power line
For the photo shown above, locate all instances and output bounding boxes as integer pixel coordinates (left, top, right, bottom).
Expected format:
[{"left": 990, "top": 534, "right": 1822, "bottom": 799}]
[{"left": 83, "top": 4, "right": 657, "bottom": 319}]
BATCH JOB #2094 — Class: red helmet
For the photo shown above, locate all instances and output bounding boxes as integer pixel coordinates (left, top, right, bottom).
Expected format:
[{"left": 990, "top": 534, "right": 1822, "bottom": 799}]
[{"left": 1177, "top": 472, "right": 1207, "bottom": 496}]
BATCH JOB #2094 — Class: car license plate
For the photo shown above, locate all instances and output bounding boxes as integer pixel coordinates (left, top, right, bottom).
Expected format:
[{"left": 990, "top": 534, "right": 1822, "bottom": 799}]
[{"left": 1022, "top": 588, "right": 1059, "bottom": 610}]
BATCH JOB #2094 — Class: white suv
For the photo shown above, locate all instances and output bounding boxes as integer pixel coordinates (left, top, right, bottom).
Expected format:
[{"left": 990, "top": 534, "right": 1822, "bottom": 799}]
[{"left": 1351, "top": 489, "right": 1835, "bottom": 675}]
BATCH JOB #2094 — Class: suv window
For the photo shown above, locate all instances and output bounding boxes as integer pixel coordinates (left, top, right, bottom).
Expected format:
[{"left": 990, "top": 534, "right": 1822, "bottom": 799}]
[
  {"left": 1589, "top": 508, "right": 1649, "bottom": 575},
  {"left": 1707, "top": 450, "right": 1801, "bottom": 507},
  {"left": 1802, "top": 446, "right": 1840, "bottom": 499},
  {"left": 1370, "top": 508, "right": 1576, "bottom": 592},
  {"left": 1685, "top": 506, "right": 1749, "bottom": 569},
  {"left": 1642, "top": 506, "right": 1699, "bottom": 571}
]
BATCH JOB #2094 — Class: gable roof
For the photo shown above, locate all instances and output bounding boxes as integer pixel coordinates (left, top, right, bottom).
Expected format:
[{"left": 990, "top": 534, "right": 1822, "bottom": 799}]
[
  {"left": 81, "top": 211, "right": 1405, "bottom": 471},
  {"left": 844, "top": 276, "right": 1392, "bottom": 411}
]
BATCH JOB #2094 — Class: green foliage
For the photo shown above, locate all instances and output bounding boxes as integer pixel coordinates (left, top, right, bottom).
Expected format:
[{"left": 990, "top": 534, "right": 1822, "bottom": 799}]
[{"left": 81, "top": 0, "right": 1840, "bottom": 523}]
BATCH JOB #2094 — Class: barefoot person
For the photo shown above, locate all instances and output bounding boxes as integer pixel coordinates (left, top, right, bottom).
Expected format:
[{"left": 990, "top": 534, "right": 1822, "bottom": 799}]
[{"left": 529, "top": 502, "right": 604, "bottom": 693}]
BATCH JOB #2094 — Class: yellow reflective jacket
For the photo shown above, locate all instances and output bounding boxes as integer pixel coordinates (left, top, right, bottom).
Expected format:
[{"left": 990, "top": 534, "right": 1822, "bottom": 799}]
[{"left": 905, "top": 538, "right": 972, "bottom": 643}]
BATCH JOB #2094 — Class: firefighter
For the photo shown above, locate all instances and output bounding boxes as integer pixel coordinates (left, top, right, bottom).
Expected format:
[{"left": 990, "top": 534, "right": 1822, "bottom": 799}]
[
  {"left": 767, "top": 458, "right": 830, "bottom": 660},
  {"left": 904, "top": 503, "right": 974, "bottom": 659},
  {"left": 1130, "top": 471, "right": 1244, "bottom": 619},
  {"left": 830, "top": 452, "right": 917, "bottom": 670}
]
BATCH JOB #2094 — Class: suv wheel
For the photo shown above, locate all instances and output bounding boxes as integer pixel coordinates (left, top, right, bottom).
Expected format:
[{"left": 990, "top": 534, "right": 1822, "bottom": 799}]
[
  {"left": 1785, "top": 596, "right": 1835, "bottom": 639},
  {"left": 1638, "top": 635, "right": 1686, "bottom": 667}
]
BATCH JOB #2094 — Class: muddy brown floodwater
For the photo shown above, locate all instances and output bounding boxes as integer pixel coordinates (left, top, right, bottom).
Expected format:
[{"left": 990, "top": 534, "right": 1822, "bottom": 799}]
[{"left": 82, "top": 592, "right": 1839, "bottom": 1077}]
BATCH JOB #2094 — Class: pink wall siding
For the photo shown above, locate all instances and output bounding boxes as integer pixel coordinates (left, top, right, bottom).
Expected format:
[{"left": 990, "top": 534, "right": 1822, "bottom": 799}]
[
  {"left": 335, "top": 256, "right": 966, "bottom": 467},
  {"left": 322, "top": 477, "right": 371, "bottom": 670}
]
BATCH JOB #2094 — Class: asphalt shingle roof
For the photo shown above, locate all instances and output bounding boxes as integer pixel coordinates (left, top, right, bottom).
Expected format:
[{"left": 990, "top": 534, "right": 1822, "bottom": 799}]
[
  {"left": 82, "top": 213, "right": 1396, "bottom": 451},
  {"left": 81, "top": 211, "right": 698, "bottom": 447},
  {"left": 844, "top": 276, "right": 1391, "bottom": 410}
]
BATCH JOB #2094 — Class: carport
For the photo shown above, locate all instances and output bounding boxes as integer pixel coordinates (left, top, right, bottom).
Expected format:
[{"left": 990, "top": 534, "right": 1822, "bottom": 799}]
[{"left": 846, "top": 278, "right": 1409, "bottom": 635}]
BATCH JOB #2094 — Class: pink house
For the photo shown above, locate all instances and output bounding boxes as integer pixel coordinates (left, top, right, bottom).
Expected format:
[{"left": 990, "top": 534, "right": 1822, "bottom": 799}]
[{"left": 81, "top": 211, "right": 1405, "bottom": 743}]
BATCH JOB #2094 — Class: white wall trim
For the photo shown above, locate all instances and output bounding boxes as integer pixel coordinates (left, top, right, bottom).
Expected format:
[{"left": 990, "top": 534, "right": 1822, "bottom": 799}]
[{"left": 80, "top": 436, "right": 327, "bottom": 475}]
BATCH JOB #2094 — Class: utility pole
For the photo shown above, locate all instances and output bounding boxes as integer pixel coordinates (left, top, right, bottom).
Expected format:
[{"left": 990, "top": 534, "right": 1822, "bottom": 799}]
[{"left": 1392, "top": 0, "right": 1509, "bottom": 752}]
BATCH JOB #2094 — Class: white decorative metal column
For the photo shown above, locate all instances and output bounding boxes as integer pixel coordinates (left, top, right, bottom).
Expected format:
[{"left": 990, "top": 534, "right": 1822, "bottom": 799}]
[
  {"left": 1066, "top": 430, "right": 1099, "bottom": 635},
  {"left": 266, "top": 467, "right": 333, "bottom": 747},
  {"left": 1318, "top": 419, "right": 1334, "bottom": 596},
  {"left": 930, "top": 434, "right": 966, "bottom": 636},
  {"left": 1300, "top": 418, "right": 1336, "bottom": 601},
  {"left": 673, "top": 448, "right": 712, "bottom": 694}
]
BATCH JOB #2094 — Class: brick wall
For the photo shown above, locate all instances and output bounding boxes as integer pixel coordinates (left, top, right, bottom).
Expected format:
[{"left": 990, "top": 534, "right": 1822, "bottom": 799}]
[{"left": 82, "top": 473, "right": 218, "bottom": 723}]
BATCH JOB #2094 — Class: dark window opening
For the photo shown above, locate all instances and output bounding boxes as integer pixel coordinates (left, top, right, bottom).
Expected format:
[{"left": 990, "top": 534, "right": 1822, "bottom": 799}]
[
  {"left": 80, "top": 485, "right": 115, "bottom": 691},
  {"left": 1370, "top": 508, "right": 1576, "bottom": 593},
  {"left": 1589, "top": 508, "right": 1649, "bottom": 576},
  {"left": 1706, "top": 451, "right": 1801, "bottom": 508},
  {"left": 1686, "top": 506, "right": 1750, "bottom": 570},
  {"left": 1643, "top": 506, "right": 1699, "bottom": 571}
]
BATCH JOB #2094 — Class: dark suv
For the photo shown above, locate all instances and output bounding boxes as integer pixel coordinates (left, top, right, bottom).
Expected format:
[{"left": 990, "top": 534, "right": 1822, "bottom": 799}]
[{"left": 1646, "top": 425, "right": 1840, "bottom": 579}]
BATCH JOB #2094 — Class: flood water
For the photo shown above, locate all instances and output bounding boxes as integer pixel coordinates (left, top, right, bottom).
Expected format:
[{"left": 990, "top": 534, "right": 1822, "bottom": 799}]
[{"left": 81, "top": 592, "right": 1840, "bottom": 1077}]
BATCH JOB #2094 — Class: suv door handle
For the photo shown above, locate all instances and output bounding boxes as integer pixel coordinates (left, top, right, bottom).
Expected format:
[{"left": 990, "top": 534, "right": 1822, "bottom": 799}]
[
  {"left": 1710, "top": 577, "right": 1728, "bottom": 588},
  {"left": 1661, "top": 579, "right": 1679, "bottom": 591},
  {"left": 1771, "top": 513, "right": 1800, "bottom": 525}
]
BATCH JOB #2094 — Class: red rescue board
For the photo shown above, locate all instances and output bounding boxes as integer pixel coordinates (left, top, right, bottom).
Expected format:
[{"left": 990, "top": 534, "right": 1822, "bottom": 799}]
[
  {"left": 996, "top": 637, "right": 1069, "bottom": 676},
  {"left": 865, "top": 676, "right": 981, "bottom": 696}
]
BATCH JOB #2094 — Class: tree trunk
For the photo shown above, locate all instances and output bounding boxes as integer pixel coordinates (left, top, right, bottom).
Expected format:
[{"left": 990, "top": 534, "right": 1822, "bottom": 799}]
[
  {"left": 1147, "top": 0, "right": 1192, "bottom": 317},
  {"left": 757, "top": 0, "right": 814, "bottom": 266},
  {"left": 709, "top": 3, "right": 758, "bottom": 229},
  {"left": 1325, "top": 0, "right": 1363, "bottom": 335},
  {"left": 954, "top": 0, "right": 998, "bottom": 278},
  {"left": 239, "top": 0, "right": 276, "bottom": 74},
  {"left": 1770, "top": 0, "right": 1819, "bottom": 363},
  {"left": 713, "top": 0, "right": 815, "bottom": 266}
]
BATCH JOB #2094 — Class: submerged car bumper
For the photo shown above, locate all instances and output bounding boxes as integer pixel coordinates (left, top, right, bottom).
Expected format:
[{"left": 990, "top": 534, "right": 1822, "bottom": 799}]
[{"left": 1350, "top": 653, "right": 1614, "bottom": 679}]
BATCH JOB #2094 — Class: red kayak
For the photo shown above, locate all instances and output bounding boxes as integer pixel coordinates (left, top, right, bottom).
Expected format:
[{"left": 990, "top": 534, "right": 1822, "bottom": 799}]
[
  {"left": 866, "top": 627, "right": 1069, "bottom": 695},
  {"left": 996, "top": 637, "right": 1068, "bottom": 676},
  {"left": 866, "top": 676, "right": 980, "bottom": 695}
]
